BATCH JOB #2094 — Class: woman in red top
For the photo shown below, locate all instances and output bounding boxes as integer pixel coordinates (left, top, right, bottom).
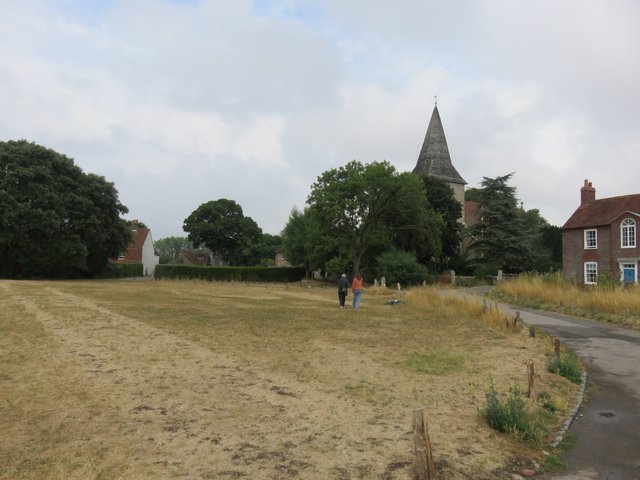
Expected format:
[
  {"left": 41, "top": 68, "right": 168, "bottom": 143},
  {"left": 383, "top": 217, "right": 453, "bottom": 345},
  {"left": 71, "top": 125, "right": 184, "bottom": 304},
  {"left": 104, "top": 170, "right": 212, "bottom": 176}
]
[{"left": 351, "top": 273, "right": 363, "bottom": 309}]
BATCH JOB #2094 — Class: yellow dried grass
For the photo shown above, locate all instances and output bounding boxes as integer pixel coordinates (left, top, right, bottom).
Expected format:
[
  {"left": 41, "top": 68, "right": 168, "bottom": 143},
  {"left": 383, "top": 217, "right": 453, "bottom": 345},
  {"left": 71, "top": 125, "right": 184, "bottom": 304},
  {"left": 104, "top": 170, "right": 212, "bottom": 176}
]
[{"left": 494, "top": 273, "right": 640, "bottom": 329}]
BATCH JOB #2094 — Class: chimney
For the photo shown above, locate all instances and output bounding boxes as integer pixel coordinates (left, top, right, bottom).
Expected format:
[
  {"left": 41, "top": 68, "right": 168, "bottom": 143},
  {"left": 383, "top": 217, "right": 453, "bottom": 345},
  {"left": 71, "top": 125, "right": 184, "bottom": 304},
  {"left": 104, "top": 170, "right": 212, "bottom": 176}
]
[{"left": 580, "top": 179, "right": 596, "bottom": 204}]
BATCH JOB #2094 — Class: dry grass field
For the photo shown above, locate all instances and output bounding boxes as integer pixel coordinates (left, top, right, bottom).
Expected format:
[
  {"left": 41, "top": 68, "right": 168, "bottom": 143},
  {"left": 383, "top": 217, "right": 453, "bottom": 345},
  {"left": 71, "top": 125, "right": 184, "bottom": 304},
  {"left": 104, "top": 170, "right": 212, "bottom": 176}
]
[
  {"left": 492, "top": 273, "right": 640, "bottom": 330},
  {"left": 0, "top": 279, "right": 577, "bottom": 479}
]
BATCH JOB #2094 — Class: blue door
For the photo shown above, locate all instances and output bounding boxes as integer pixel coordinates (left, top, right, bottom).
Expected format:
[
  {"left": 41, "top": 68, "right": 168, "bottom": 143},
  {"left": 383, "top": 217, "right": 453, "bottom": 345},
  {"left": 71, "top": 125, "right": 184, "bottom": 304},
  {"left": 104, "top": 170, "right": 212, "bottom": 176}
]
[{"left": 623, "top": 268, "right": 636, "bottom": 284}]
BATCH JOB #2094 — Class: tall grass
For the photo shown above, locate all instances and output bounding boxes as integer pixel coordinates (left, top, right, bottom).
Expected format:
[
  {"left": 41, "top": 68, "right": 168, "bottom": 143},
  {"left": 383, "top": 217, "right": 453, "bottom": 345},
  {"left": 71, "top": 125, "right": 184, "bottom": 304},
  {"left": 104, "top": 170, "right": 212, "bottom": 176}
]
[
  {"left": 405, "top": 287, "right": 521, "bottom": 332},
  {"left": 492, "top": 272, "right": 640, "bottom": 329}
]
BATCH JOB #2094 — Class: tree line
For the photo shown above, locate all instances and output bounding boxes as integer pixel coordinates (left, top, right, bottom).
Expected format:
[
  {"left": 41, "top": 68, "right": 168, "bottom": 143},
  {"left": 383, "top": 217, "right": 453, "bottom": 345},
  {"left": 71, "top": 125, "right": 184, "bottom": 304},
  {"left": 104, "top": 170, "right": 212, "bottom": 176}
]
[{"left": 0, "top": 140, "right": 560, "bottom": 280}]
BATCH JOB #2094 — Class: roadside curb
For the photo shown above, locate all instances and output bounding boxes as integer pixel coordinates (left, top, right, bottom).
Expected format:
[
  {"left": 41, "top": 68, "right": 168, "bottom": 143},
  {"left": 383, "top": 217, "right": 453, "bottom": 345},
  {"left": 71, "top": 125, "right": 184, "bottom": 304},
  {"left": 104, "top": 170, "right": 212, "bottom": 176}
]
[{"left": 550, "top": 370, "right": 587, "bottom": 448}]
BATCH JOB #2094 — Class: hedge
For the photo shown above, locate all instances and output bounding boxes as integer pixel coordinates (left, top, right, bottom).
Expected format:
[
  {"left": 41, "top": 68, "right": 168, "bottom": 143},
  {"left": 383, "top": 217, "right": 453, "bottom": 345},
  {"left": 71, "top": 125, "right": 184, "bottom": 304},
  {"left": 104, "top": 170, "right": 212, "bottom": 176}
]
[
  {"left": 155, "top": 264, "right": 306, "bottom": 282},
  {"left": 102, "top": 262, "right": 143, "bottom": 278}
]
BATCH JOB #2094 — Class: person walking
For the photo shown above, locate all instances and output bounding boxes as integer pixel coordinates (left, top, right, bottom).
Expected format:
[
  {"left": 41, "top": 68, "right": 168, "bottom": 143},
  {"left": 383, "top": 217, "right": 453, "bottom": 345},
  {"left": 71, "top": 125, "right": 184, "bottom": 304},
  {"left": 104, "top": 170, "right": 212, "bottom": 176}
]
[
  {"left": 351, "top": 273, "right": 363, "bottom": 309},
  {"left": 338, "top": 274, "right": 349, "bottom": 308}
]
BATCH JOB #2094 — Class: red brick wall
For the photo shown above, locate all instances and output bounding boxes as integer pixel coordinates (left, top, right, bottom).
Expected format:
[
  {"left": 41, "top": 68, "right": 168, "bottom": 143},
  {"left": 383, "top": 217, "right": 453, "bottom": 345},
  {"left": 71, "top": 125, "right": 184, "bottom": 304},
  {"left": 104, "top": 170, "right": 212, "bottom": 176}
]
[
  {"left": 562, "top": 226, "right": 611, "bottom": 283},
  {"left": 610, "top": 217, "right": 640, "bottom": 278}
]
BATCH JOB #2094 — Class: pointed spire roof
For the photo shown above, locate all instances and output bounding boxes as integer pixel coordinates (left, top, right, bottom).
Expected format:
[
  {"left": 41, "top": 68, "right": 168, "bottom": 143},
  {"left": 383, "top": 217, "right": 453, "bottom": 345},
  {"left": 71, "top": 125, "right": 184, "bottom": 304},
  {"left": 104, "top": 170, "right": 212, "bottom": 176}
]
[{"left": 412, "top": 105, "right": 466, "bottom": 185}]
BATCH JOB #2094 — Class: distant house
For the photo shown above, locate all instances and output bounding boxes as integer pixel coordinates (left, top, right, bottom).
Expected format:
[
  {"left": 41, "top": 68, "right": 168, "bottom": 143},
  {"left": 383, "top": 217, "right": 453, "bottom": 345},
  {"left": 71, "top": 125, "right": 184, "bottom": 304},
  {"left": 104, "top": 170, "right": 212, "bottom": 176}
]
[
  {"left": 464, "top": 200, "right": 481, "bottom": 227},
  {"left": 175, "top": 249, "right": 211, "bottom": 266},
  {"left": 114, "top": 220, "right": 160, "bottom": 276},
  {"left": 562, "top": 180, "right": 640, "bottom": 285}
]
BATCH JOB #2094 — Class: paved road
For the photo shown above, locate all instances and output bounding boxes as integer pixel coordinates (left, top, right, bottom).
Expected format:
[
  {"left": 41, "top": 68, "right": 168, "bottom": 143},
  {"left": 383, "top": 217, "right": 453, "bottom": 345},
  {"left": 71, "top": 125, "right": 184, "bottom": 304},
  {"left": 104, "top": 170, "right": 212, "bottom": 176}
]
[{"left": 457, "top": 289, "right": 640, "bottom": 479}]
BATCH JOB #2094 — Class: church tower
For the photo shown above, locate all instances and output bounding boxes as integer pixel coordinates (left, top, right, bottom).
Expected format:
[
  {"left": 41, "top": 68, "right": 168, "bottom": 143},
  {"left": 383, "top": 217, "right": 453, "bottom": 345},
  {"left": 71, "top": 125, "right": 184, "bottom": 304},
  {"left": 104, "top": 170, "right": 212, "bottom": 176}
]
[{"left": 413, "top": 104, "right": 467, "bottom": 223}]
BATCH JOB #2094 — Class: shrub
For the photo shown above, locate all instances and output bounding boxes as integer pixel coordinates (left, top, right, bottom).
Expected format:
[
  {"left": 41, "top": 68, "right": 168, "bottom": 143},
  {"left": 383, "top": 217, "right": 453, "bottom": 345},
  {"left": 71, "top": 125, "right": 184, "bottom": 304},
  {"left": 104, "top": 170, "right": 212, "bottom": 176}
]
[
  {"left": 547, "top": 352, "right": 582, "bottom": 384},
  {"left": 375, "top": 250, "right": 428, "bottom": 286},
  {"left": 325, "top": 257, "right": 350, "bottom": 279},
  {"left": 482, "top": 381, "right": 548, "bottom": 447},
  {"left": 473, "top": 263, "right": 499, "bottom": 280}
]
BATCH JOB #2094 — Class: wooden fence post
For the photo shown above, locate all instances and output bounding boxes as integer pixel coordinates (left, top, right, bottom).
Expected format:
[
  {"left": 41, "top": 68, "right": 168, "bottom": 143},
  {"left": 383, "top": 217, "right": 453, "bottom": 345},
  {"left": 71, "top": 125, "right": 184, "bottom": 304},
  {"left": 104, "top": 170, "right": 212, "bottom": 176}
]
[
  {"left": 513, "top": 311, "right": 521, "bottom": 328},
  {"left": 529, "top": 326, "right": 536, "bottom": 337},
  {"left": 527, "top": 361, "right": 535, "bottom": 398},
  {"left": 413, "top": 408, "right": 436, "bottom": 480},
  {"left": 554, "top": 337, "right": 561, "bottom": 358}
]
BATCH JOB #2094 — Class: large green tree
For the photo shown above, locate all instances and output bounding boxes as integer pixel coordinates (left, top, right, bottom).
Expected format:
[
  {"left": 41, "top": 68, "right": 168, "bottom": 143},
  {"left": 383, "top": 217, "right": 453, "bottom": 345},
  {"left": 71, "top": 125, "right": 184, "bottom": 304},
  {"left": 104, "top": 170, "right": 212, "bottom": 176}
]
[
  {"left": 281, "top": 206, "right": 336, "bottom": 275},
  {"left": 182, "top": 199, "right": 262, "bottom": 265},
  {"left": 519, "top": 209, "right": 562, "bottom": 271},
  {"left": 468, "top": 173, "right": 533, "bottom": 272},
  {"left": 541, "top": 224, "right": 562, "bottom": 267},
  {"left": 0, "top": 140, "right": 131, "bottom": 278},
  {"left": 300, "top": 160, "right": 443, "bottom": 276},
  {"left": 421, "top": 176, "right": 463, "bottom": 268},
  {"left": 240, "top": 233, "right": 283, "bottom": 266}
]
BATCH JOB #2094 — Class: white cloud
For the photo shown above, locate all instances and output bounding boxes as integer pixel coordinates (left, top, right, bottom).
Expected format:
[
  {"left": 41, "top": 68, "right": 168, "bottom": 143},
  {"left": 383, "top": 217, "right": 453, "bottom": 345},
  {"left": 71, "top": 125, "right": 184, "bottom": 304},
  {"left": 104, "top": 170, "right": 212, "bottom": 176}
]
[{"left": 1, "top": 0, "right": 639, "bottom": 239}]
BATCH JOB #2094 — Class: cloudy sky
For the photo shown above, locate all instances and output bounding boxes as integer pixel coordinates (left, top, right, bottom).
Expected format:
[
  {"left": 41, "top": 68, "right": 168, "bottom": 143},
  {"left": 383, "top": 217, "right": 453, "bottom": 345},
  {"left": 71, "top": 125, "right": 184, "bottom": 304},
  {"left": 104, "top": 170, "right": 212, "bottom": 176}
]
[{"left": 2, "top": 0, "right": 639, "bottom": 239}]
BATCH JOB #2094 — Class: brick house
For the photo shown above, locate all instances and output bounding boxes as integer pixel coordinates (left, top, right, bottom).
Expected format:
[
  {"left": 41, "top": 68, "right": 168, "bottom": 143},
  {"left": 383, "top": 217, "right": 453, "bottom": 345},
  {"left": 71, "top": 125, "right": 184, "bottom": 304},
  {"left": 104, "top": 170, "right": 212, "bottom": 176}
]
[
  {"left": 175, "top": 249, "right": 211, "bottom": 266},
  {"left": 562, "top": 180, "right": 640, "bottom": 285},
  {"left": 114, "top": 220, "right": 160, "bottom": 276}
]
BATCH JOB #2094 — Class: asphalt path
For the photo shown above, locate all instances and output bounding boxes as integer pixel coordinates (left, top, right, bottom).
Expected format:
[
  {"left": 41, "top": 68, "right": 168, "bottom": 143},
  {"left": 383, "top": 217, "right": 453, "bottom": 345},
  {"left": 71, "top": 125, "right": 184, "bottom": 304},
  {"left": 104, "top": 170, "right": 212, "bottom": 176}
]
[{"left": 455, "top": 288, "right": 640, "bottom": 479}]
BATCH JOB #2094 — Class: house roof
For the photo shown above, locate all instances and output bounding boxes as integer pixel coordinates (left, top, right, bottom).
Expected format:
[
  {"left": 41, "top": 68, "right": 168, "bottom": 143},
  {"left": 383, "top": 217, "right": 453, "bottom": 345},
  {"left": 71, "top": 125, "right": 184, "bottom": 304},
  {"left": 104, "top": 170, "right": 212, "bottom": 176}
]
[
  {"left": 121, "top": 228, "right": 150, "bottom": 262},
  {"left": 412, "top": 105, "right": 467, "bottom": 185},
  {"left": 177, "top": 250, "right": 210, "bottom": 265},
  {"left": 563, "top": 194, "right": 640, "bottom": 230}
]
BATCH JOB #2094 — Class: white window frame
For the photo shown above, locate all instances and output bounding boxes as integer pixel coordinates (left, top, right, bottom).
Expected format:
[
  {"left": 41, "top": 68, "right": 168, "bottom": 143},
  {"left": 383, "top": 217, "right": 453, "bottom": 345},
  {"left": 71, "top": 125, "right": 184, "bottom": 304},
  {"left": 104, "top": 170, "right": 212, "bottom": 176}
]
[
  {"left": 584, "top": 229, "right": 597, "bottom": 249},
  {"left": 621, "top": 218, "right": 636, "bottom": 248},
  {"left": 584, "top": 262, "right": 598, "bottom": 285}
]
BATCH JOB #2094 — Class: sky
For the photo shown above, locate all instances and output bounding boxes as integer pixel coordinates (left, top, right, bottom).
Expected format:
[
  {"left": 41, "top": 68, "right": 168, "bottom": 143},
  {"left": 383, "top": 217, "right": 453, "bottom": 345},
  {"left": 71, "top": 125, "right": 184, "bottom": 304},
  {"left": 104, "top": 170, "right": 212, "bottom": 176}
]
[{"left": 2, "top": 0, "right": 639, "bottom": 239}]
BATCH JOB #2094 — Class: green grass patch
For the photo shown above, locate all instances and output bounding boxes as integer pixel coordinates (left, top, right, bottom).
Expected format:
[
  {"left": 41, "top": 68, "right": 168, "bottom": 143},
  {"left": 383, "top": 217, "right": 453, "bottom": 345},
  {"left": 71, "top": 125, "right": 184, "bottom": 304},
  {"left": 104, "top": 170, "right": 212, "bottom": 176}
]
[
  {"left": 400, "top": 350, "right": 467, "bottom": 375},
  {"left": 547, "top": 352, "right": 582, "bottom": 384}
]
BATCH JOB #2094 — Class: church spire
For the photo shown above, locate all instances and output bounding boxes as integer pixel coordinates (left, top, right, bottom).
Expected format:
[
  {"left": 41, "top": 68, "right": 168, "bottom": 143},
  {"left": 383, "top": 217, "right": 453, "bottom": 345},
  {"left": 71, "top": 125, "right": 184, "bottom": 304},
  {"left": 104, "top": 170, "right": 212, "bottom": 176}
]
[{"left": 412, "top": 104, "right": 466, "bottom": 185}]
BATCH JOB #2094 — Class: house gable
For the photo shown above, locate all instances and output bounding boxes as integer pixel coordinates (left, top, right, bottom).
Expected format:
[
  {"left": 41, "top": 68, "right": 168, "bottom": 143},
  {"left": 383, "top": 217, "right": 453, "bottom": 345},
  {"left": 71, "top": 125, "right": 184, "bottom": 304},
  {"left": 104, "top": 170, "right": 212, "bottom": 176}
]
[
  {"left": 114, "top": 221, "right": 160, "bottom": 276},
  {"left": 563, "top": 180, "right": 640, "bottom": 284},
  {"left": 119, "top": 228, "right": 149, "bottom": 262}
]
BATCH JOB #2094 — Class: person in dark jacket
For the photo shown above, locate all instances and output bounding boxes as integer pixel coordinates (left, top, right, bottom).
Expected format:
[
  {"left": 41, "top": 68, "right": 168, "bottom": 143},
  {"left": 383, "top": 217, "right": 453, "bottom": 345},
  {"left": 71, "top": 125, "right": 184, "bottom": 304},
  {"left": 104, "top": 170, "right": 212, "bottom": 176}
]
[{"left": 338, "top": 273, "right": 349, "bottom": 308}]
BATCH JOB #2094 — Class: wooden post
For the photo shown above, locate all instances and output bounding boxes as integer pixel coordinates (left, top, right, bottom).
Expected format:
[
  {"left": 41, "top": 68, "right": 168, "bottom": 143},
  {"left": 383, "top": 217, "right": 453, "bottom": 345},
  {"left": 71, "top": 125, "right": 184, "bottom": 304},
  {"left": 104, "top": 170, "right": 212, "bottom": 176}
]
[
  {"left": 413, "top": 408, "right": 436, "bottom": 480},
  {"left": 513, "top": 311, "right": 521, "bottom": 328},
  {"left": 554, "top": 337, "right": 561, "bottom": 358},
  {"left": 527, "top": 361, "right": 535, "bottom": 398},
  {"left": 529, "top": 326, "right": 536, "bottom": 337}
]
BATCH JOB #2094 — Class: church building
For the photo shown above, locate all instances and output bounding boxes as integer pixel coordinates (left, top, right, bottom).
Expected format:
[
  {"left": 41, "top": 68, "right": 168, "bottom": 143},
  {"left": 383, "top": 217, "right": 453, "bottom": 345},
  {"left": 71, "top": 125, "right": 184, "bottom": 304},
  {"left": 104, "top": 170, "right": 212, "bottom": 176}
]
[{"left": 412, "top": 104, "right": 471, "bottom": 225}]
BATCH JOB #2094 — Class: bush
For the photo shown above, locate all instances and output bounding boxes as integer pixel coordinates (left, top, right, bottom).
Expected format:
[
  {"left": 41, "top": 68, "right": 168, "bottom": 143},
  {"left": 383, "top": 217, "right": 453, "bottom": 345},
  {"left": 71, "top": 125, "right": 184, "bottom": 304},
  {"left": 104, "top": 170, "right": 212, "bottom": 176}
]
[
  {"left": 375, "top": 250, "right": 428, "bottom": 286},
  {"left": 547, "top": 352, "right": 582, "bottom": 384},
  {"left": 482, "top": 381, "right": 547, "bottom": 447},
  {"left": 473, "top": 263, "right": 499, "bottom": 280},
  {"left": 155, "top": 264, "right": 306, "bottom": 282},
  {"left": 325, "top": 257, "right": 350, "bottom": 279}
]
